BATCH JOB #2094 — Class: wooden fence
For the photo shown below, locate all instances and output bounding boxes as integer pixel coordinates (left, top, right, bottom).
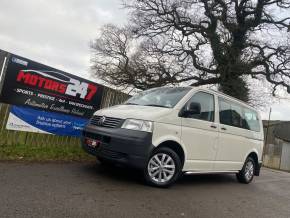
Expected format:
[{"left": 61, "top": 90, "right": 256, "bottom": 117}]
[{"left": 0, "top": 87, "right": 129, "bottom": 147}]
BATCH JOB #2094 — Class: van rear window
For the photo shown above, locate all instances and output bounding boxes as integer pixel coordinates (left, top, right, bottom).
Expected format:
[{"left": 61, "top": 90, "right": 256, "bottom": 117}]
[
  {"left": 243, "top": 108, "right": 260, "bottom": 132},
  {"left": 218, "top": 97, "right": 260, "bottom": 132}
]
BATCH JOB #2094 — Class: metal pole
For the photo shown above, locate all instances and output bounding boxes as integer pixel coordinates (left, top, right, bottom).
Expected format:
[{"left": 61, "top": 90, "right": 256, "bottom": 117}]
[
  {"left": 263, "top": 108, "right": 272, "bottom": 161},
  {"left": 0, "top": 56, "right": 8, "bottom": 111},
  {"left": 0, "top": 56, "right": 7, "bottom": 80}
]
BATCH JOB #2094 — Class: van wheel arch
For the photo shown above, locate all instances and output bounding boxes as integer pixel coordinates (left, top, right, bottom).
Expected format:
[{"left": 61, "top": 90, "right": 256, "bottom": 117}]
[
  {"left": 246, "top": 152, "right": 259, "bottom": 176},
  {"left": 154, "top": 141, "right": 185, "bottom": 168}
]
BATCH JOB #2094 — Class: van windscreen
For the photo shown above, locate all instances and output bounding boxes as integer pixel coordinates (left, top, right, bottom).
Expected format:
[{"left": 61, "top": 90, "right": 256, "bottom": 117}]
[{"left": 125, "top": 87, "right": 191, "bottom": 108}]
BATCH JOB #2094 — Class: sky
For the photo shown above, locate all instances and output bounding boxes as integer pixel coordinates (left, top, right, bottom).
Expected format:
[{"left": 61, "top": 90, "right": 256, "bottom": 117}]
[
  {"left": 0, "top": 0, "right": 127, "bottom": 77},
  {"left": 0, "top": 0, "right": 289, "bottom": 120}
]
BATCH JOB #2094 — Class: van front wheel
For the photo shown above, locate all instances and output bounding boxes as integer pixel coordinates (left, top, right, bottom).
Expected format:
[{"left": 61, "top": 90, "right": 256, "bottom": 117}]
[
  {"left": 144, "top": 147, "right": 181, "bottom": 187},
  {"left": 236, "top": 157, "right": 255, "bottom": 184}
]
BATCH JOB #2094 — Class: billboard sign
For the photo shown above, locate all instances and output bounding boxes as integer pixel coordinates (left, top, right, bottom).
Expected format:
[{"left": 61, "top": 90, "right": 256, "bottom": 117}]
[
  {"left": 0, "top": 54, "right": 104, "bottom": 118},
  {"left": 6, "top": 106, "right": 88, "bottom": 137}
]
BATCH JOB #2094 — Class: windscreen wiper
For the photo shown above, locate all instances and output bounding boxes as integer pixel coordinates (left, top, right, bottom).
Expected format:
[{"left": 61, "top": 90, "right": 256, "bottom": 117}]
[
  {"left": 124, "top": 102, "right": 139, "bottom": 105},
  {"left": 144, "top": 104, "right": 170, "bottom": 108}
]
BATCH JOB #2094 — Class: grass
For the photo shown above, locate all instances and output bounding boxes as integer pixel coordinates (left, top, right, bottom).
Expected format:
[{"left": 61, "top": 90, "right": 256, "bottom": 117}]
[{"left": 0, "top": 144, "right": 95, "bottom": 162}]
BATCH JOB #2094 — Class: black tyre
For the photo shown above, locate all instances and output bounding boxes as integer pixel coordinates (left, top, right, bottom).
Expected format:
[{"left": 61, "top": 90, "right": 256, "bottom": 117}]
[
  {"left": 236, "top": 157, "right": 255, "bottom": 184},
  {"left": 144, "top": 147, "right": 182, "bottom": 188}
]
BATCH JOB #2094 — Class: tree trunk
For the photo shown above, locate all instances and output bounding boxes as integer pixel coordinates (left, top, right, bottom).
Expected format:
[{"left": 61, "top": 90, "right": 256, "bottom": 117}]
[{"left": 219, "top": 74, "right": 249, "bottom": 103}]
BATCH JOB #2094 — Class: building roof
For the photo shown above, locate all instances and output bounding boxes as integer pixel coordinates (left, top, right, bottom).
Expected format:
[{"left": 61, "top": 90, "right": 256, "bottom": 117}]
[
  {"left": 263, "top": 120, "right": 281, "bottom": 127},
  {"left": 273, "top": 121, "right": 290, "bottom": 142}
]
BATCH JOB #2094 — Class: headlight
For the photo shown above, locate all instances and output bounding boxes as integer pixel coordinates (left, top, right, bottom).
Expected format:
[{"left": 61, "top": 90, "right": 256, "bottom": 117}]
[{"left": 121, "top": 119, "right": 153, "bottom": 132}]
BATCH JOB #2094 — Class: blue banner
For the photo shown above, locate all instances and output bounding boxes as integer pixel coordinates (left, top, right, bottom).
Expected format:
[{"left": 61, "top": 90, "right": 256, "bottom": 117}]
[{"left": 7, "top": 106, "right": 88, "bottom": 137}]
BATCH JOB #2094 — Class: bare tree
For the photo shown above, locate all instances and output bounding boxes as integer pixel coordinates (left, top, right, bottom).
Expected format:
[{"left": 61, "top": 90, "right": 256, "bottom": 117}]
[
  {"left": 91, "top": 24, "right": 200, "bottom": 91},
  {"left": 91, "top": 0, "right": 290, "bottom": 102}
]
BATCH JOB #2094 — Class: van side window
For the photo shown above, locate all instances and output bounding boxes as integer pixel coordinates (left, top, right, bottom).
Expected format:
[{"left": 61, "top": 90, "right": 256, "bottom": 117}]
[
  {"left": 219, "top": 98, "right": 244, "bottom": 128},
  {"left": 219, "top": 98, "right": 232, "bottom": 126},
  {"left": 186, "top": 92, "right": 214, "bottom": 122},
  {"left": 243, "top": 108, "right": 260, "bottom": 132},
  {"left": 219, "top": 97, "right": 260, "bottom": 132},
  {"left": 231, "top": 103, "right": 244, "bottom": 128}
]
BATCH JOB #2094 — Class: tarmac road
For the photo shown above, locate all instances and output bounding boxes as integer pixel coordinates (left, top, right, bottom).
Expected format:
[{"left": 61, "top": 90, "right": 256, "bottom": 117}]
[{"left": 0, "top": 162, "right": 290, "bottom": 218}]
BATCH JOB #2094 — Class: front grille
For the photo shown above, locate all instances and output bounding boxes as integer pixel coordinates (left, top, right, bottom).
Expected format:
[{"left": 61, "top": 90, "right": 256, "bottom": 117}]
[{"left": 90, "top": 116, "right": 123, "bottom": 128}]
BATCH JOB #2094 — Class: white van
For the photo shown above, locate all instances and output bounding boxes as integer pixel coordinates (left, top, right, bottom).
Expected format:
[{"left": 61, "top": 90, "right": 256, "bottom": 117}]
[{"left": 82, "top": 87, "right": 264, "bottom": 187}]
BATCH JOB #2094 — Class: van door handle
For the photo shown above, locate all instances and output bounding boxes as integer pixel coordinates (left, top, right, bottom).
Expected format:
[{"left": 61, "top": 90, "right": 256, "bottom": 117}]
[
  {"left": 210, "top": 125, "right": 217, "bottom": 129},
  {"left": 221, "top": 127, "right": 227, "bottom": 131}
]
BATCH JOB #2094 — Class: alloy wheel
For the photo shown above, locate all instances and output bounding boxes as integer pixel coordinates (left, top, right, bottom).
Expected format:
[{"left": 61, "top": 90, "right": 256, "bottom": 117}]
[{"left": 147, "top": 153, "right": 176, "bottom": 184}]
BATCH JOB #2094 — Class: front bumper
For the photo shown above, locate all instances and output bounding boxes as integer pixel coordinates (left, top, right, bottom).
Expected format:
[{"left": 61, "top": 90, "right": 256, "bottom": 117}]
[{"left": 81, "top": 124, "right": 154, "bottom": 169}]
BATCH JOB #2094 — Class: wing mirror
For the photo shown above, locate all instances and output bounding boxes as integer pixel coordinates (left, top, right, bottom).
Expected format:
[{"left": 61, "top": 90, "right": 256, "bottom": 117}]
[{"left": 182, "top": 102, "right": 201, "bottom": 117}]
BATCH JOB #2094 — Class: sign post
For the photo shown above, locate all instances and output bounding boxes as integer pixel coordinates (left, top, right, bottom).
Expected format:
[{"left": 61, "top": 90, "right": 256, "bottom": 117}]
[
  {"left": 0, "top": 51, "right": 9, "bottom": 111},
  {"left": 0, "top": 57, "right": 7, "bottom": 83}
]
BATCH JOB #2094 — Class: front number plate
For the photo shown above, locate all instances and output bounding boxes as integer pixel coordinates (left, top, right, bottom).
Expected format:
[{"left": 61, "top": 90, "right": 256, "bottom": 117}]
[{"left": 86, "top": 138, "right": 101, "bottom": 148}]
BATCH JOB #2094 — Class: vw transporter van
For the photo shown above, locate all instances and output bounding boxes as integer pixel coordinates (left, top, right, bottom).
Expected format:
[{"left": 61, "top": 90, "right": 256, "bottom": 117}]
[{"left": 82, "top": 87, "right": 264, "bottom": 187}]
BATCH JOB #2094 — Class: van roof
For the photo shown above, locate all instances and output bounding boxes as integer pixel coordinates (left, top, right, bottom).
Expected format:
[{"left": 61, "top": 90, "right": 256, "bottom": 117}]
[
  {"left": 154, "top": 86, "right": 257, "bottom": 111},
  {"left": 186, "top": 87, "right": 257, "bottom": 111}
]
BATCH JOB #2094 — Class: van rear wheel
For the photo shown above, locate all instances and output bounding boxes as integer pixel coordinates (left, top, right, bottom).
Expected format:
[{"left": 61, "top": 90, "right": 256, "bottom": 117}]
[
  {"left": 236, "top": 157, "right": 255, "bottom": 184},
  {"left": 144, "top": 147, "right": 181, "bottom": 187}
]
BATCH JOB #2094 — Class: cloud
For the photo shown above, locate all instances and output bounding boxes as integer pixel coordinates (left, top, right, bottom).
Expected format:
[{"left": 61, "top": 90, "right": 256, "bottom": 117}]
[
  {"left": 0, "top": 0, "right": 127, "bottom": 78},
  {"left": 260, "top": 99, "right": 290, "bottom": 121}
]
